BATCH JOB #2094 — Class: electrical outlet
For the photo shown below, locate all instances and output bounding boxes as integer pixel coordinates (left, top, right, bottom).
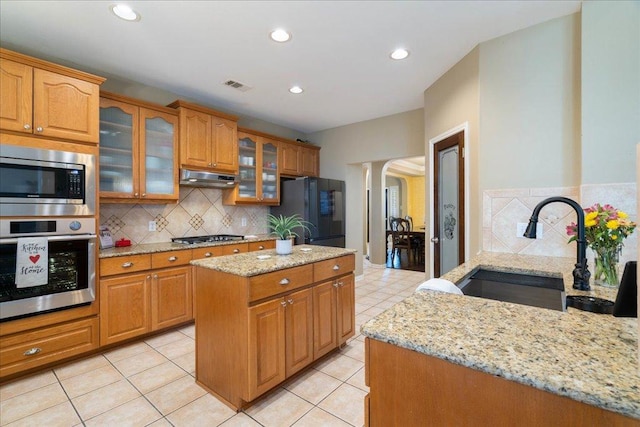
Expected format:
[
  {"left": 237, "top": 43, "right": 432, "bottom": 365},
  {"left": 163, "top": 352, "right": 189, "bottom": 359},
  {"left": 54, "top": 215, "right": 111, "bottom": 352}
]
[
  {"left": 149, "top": 220, "right": 157, "bottom": 232},
  {"left": 241, "top": 217, "right": 247, "bottom": 227},
  {"left": 516, "top": 222, "right": 543, "bottom": 238}
]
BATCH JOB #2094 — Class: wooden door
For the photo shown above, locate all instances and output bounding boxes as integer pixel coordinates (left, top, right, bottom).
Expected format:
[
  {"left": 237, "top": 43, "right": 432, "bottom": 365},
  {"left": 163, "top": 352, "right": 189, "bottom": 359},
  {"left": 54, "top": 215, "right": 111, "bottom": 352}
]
[
  {"left": 139, "top": 107, "right": 179, "bottom": 201},
  {"left": 151, "top": 266, "right": 192, "bottom": 330},
  {"left": 100, "top": 273, "right": 150, "bottom": 345},
  {"left": 247, "top": 298, "right": 286, "bottom": 400},
  {"left": 33, "top": 69, "right": 99, "bottom": 143},
  {"left": 432, "top": 131, "right": 465, "bottom": 277},
  {"left": 0, "top": 58, "right": 32, "bottom": 133},
  {"left": 99, "top": 98, "right": 139, "bottom": 199},
  {"left": 300, "top": 146, "right": 319, "bottom": 177},
  {"left": 211, "top": 116, "right": 238, "bottom": 173},
  {"left": 280, "top": 142, "right": 299, "bottom": 176},
  {"left": 179, "top": 108, "right": 211, "bottom": 168},
  {"left": 337, "top": 274, "right": 356, "bottom": 345},
  {"left": 313, "top": 281, "right": 337, "bottom": 359},
  {"left": 285, "top": 288, "right": 313, "bottom": 377}
]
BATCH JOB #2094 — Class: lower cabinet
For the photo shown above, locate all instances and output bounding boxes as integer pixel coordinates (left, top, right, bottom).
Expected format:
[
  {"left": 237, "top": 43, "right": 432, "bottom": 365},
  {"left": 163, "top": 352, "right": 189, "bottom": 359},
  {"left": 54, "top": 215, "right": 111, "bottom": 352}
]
[
  {"left": 151, "top": 266, "right": 192, "bottom": 330},
  {"left": 194, "top": 253, "right": 356, "bottom": 410},
  {"left": 100, "top": 272, "right": 151, "bottom": 346}
]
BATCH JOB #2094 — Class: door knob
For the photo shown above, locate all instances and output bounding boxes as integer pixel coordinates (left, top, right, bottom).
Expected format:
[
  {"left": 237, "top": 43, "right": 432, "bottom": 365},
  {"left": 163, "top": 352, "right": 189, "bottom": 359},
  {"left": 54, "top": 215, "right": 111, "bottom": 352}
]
[{"left": 430, "top": 237, "right": 439, "bottom": 243}]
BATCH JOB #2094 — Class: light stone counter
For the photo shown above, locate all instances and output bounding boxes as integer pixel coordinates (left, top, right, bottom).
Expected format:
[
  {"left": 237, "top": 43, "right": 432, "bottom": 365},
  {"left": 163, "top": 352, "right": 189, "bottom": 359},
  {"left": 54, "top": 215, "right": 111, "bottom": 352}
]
[
  {"left": 362, "top": 252, "right": 639, "bottom": 420},
  {"left": 191, "top": 245, "right": 357, "bottom": 277},
  {"left": 99, "top": 235, "right": 276, "bottom": 258}
]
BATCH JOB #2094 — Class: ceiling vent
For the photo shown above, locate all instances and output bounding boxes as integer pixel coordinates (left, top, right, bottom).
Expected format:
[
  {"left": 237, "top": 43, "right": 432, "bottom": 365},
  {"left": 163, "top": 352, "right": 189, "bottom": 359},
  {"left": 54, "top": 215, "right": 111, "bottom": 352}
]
[{"left": 223, "top": 79, "right": 252, "bottom": 92}]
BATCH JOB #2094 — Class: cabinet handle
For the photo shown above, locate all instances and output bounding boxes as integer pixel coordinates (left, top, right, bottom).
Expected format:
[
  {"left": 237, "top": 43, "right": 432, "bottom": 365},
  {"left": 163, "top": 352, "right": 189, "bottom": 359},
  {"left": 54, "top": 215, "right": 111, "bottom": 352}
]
[
  {"left": 36, "top": 126, "right": 43, "bottom": 132},
  {"left": 337, "top": 281, "right": 344, "bottom": 287},
  {"left": 258, "top": 245, "right": 265, "bottom": 250},
  {"left": 142, "top": 193, "right": 146, "bottom": 197},
  {"left": 23, "top": 124, "right": 31, "bottom": 130},
  {"left": 122, "top": 262, "right": 133, "bottom": 268},
  {"left": 333, "top": 282, "right": 339, "bottom": 288},
  {"left": 204, "top": 252, "right": 212, "bottom": 257},
  {"left": 153, "top": 274, "right": 158, "bottom": 279},
  {"left": 168, "top": 256, "right": 177, "bottom": 262},
  {"left": 147, "top": 275, "right": 151, "bottom": 279},
  {"left": 280, "top": 301, "right": 288, "bottom": 307},
  {"left": 213, "top": 163, "right": 217, "bottom": 167},
  {"left": 134, "top": 192, "right": 139, "bottom": 197},
  {"left": 287, "top": 299, "right": 294, "bottom": 305},
  {"left": 23, "top": 347, "right": 41, "bottom": 356},
  {"left": 233, "top": 249, "right": 240, "bottom": 253},
  {"left": 279, "top": 278, "right": 290, "bottom": 285},
  {"left": 332, "top": 265, "right": 340, "bottom": 271},
  {"left": 208, "top": 163, "right": 212, "bottom": 166}
]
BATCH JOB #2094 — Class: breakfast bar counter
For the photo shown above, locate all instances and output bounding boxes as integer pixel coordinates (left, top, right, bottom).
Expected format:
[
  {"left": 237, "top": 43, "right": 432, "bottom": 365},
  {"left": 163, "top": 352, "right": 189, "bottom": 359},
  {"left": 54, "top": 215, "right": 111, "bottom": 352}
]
[{"left": 362, "top": 252, "right": 639, "bottom": 424}]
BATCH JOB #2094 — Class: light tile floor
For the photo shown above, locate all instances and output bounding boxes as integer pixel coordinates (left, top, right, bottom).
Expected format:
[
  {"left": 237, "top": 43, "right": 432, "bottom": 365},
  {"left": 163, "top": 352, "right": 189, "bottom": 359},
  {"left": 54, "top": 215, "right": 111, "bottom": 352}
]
[{"left": 0, "top": 262, "right": 425, "bottom": 427}]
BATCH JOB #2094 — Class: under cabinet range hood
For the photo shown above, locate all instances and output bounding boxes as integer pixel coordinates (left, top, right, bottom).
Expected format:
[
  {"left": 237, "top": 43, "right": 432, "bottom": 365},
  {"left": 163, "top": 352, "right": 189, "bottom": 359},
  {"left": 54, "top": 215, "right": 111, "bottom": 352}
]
[{"left": 179, "top": 169, "right": 239, "bottom": 188}]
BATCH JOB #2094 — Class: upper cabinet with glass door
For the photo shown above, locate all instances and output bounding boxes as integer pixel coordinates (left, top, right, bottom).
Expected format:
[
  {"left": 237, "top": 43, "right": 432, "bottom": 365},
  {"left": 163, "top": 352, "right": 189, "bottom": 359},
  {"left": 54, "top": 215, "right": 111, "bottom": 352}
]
[
  {"left": 223, "top": 129, "right": 279, "bottom": 206},
  {"left": 99, "top": 92, "right": 178, "bottom": 203}
]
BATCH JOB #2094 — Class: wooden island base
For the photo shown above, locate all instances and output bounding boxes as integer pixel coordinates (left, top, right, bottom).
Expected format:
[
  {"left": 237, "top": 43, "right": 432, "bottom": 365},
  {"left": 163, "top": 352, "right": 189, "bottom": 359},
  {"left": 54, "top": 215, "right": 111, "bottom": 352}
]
[{"left": 365, "top": 338, "right": 639, "bottom": 426}]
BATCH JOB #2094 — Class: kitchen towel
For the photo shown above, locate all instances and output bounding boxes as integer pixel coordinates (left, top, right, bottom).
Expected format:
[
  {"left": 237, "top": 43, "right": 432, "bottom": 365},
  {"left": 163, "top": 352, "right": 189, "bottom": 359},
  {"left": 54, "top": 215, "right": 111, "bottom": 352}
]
[
  {"left": 15, "top": 237, "right": 48, "bottom": 288},
  {"left": 416, "top": 278, "right": 462, "bottom": 295}
]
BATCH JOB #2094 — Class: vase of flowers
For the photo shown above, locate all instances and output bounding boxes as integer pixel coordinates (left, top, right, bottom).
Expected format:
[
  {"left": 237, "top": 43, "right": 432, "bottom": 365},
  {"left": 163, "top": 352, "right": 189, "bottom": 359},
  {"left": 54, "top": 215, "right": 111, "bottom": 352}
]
[{"left": 566, "top": 204, "right": 636, "bottom": 287}]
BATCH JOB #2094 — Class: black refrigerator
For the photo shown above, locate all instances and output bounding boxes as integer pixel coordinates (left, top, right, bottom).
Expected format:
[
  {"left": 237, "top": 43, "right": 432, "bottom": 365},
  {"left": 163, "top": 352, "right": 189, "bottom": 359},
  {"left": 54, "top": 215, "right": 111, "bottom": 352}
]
[{"left": 271, "top": 177, "right": 346, "bottom": 248}]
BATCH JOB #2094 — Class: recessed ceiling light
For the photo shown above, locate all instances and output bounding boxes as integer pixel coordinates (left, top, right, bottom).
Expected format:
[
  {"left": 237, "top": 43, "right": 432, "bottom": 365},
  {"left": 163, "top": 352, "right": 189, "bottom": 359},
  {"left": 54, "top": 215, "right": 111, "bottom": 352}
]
[
  {"left": 270, "top": 29, "right": 291, "bottom": 42},
  {"left": 110, "top": 3, "right": 140, "bottom": 21},
  {"left": 289, "top": 86, "right": 303, "bottom": 94},
  {"left": 390, "top": 48, "right": 409, "bottom": 60}
]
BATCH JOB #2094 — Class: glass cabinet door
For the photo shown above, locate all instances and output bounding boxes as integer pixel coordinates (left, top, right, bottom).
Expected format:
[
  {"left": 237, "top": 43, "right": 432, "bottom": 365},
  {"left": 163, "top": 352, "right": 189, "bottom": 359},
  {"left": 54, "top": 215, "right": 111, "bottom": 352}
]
[
  {"left": 261, "top": 141, "right": 278, "bottom": 201},
  {"left": 238, "top": 135, "right": 258, "bottom": 199},
  {"left": 99, "top": 99, "right": 137, "bottom": 196},
  {"left": 140, "top": 108, "right": 177, "bottom": 199}
]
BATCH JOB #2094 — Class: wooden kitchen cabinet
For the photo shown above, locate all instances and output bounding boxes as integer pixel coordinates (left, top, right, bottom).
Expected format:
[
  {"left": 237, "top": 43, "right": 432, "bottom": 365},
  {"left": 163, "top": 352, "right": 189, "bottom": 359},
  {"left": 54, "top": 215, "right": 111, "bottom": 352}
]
[
  {"left": 194, "top": 252, "right": 356, "bottom": 410},
  {"left": 279, "top": 139, "right": 320, "bottom": 178},
  {"left": 0, "top": 49, "right": 104, "bottom": 143},
  {"left": 99, "top": 92, "right": 179, "bottom": 203},
  {"left": 151, "top": 266, "right": 192, "bottom": 330},
  {"left": 223, "top": 129, "right": 279, "bottom": 206},
  {"left": 100, "top": 272, "right": 151, "bottom": 346},
  {"left": 168, "top": 100, "right": 239, "bottom": 174},
  {"left": 336, "top": 274, "right": 356, "bottom": 344}
]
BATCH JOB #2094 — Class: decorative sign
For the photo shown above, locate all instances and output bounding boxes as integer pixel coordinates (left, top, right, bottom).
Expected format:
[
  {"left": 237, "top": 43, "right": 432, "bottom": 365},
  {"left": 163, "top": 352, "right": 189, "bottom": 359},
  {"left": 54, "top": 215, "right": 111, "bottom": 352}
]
[
  {"left": 15, "top": 237, "right": 48, "bottom": 288},
  {"left": 99, "top": 225, "right": 114, "bottom": 249}
]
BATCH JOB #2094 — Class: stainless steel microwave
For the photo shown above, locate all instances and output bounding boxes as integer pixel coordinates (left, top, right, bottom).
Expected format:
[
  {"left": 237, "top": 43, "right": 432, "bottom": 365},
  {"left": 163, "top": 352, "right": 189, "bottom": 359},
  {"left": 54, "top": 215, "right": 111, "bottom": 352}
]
[{"left": 0, "top": 145, "right": 95, "bottom": 216}]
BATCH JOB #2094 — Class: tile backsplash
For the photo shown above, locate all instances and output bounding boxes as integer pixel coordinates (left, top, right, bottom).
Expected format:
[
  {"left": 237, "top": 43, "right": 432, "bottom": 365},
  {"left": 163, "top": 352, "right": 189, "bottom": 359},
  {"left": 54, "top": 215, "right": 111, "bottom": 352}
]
[
  {"left": 483, "top": 183, "right": 638, "bottom": 266},
  {"left": 100, "top": 187, "right": 269, "bottom": 245}
]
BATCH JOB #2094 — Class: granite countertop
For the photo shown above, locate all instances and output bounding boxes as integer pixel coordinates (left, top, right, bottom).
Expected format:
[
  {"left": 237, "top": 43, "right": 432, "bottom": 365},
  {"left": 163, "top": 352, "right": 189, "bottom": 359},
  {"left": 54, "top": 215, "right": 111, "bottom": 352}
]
[
  {"left": 99, "top": 235, "right": 276, "bottom": 258},
  {"left": 191, "top": 245, "right": 357, "bottom": 277},
  {"left": 361, "top": 252, "right": 639, "bottom": 420}
]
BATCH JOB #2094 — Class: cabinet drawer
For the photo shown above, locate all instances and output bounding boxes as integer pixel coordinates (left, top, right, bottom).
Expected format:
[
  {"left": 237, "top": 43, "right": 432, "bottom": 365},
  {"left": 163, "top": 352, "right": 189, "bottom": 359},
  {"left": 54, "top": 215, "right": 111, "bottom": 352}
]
[
  {"left": 151, "top": 249, "right": 192, "bottom": 269},
  {"left": 248, "top": 240, "right": 275, "bottom": 252},
  {"left": 0, "top": 317, "right": 99, "bottom": 378},
  {"left": 100, "top": 254, "right": 151, "bottom": 277},
  {"left": 221, "top": 242, "right": 248, "bottom": 255},
  {"left": 314, "top": 254, "right": 355, "bottom": 282},
  {"left": 249, "top": 265, "right": 313, "bottom": 302},
  {"left": 192, "top": 246, "right": 224, "bottom": 260}
]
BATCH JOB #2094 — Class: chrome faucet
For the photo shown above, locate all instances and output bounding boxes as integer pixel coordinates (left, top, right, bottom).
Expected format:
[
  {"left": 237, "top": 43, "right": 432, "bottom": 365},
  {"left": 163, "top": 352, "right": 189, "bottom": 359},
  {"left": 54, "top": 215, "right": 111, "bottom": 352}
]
[{"left": 523, "top": 196, "right": 590, "bottom": 291}]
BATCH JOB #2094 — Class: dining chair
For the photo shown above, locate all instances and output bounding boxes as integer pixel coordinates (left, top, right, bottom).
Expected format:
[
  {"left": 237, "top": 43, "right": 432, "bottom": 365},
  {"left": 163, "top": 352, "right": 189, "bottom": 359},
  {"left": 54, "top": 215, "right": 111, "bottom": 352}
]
[
  {"left": 404, "top": 215, "right": 424, "bottom": 264},
  {"left": 389, "top": 217, "right": 413, "bottom": 267}
]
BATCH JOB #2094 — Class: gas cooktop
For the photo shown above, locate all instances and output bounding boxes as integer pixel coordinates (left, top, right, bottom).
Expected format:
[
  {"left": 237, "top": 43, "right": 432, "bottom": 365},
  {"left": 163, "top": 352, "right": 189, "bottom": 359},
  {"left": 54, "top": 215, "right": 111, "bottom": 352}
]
[{"left": 171, "top": 234, "right": 244, "bottom": 245}]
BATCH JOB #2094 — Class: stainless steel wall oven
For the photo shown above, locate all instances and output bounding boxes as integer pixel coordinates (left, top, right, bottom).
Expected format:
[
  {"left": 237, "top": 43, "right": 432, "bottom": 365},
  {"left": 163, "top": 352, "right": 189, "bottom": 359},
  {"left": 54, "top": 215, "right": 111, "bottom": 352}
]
[
  {"left": 0, "top": 145, "right": 95, "bottom": 217},
  {"left": 0, "top": 218, "right": 96, "bottom": 321}
]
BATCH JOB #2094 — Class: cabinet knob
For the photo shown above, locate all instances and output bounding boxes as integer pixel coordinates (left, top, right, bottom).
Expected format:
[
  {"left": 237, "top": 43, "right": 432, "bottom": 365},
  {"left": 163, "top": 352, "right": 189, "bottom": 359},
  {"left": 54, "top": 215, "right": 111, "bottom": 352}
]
[
  {"left": 279, "top": 278, "right": 290, "bottom": 285},
  {"left": 134, "top": 192, "right": 139, "bottom": 197},
  {"left": 204, "top": 252, "right": 212, "bottom": 257},
  {"left": 333, "top": 282, "right": 339, "bottom": 288},
  {"left": 23, "top": 124, "right": 31, "bottom": 130},
  {"left": 233, "top": 249, "right": 240, "bottom": 253},
  {"left": 36, "top": 126, "right": 43, "bottom": 132},
  {"left": 153, "top": 274, "right": 158, "bottom": 279},
  {"left": 168, "top": 256, "right": 177, "bottom": 262},
  {"left": 280, "top": 301, "right": 288, "bottom": 307},
  {"left": 337, "top": 281, "right": 344, "bottom": 287},
  {"left": 287, "top": 299, "right": 294, "bottom": 305},
  {"left": 122, "top": 262, "right": 133, "bottom": 268},
  {"left": 332, "top": 265, "right": 340, "bottom": 271},
  {"left": 213, "top": 163, "right": 217, "bottom": 167},
  {"left": 142, "top": 193, "right": 146, "bottom": 197},
  {"left": 23, "top": 347, "right": 41, "bottom": 356},
  {"left": 208, "top": 163, "right": 212, "bottom": 166},
  {"left": 147, "top": 275, "right": 151, "bottom": 279}
]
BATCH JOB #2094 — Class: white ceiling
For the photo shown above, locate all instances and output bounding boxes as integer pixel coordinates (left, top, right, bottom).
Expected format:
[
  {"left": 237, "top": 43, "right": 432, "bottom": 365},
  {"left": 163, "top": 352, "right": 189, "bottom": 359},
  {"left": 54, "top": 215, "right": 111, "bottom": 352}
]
[
  {"left": 0, "top": 1, "right": 581, "bottom": 134},
  {"left": 387, "top": 157, "right": 426, "bottom": 177}
]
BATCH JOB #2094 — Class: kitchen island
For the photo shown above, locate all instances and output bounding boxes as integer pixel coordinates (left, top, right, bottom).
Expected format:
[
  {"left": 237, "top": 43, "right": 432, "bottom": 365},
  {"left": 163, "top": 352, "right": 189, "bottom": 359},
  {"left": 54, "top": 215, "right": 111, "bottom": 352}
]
[
  {"left": 362, "top": 252, "right": 639, "bottom": 426},
  {"left": 192, "top": 245, "right": 357, "bottom": 410}
]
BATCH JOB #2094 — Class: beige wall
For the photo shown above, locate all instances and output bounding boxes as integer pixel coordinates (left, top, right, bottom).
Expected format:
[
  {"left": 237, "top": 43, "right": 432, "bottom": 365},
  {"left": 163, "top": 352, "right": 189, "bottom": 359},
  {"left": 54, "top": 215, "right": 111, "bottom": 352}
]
[
  {"left": 478, "top": 13, "right": 581, "bottom": 189},
  {"left": 581, "top": 1, "right": 640, "bottom": 184},
  {"left": 423, "top": 47, "right": 481, "bottom": 271}
]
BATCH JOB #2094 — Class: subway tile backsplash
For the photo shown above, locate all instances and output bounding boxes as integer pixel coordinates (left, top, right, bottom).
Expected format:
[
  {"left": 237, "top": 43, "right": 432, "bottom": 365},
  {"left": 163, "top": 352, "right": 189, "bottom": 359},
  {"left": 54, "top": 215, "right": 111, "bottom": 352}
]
[
  {"left": 100, "top": 187, "right": 269, "bottom": 245},
  {"left": 483, "top": 183, "right": 638, "bottom": 265}
]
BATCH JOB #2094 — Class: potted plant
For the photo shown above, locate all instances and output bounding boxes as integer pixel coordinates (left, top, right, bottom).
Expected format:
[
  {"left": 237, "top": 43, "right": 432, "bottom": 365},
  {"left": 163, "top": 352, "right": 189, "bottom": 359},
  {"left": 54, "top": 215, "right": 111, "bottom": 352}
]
[{"left": 267, "top": 214, "right": 312, "bottom": 255}]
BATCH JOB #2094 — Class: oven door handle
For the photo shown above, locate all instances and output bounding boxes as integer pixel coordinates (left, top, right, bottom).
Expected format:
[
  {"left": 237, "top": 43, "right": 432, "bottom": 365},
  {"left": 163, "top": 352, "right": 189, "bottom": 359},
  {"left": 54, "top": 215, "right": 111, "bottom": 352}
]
[{"left": 0, "top": 234, "right": 97, "bottom": 244}]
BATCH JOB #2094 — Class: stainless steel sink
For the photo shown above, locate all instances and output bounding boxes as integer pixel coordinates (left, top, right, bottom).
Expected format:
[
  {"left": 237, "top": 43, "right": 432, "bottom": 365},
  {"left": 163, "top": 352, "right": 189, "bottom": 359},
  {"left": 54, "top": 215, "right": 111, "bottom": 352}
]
[{"left": 457, "top": 268, "right": 566, "bottom": 311}]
